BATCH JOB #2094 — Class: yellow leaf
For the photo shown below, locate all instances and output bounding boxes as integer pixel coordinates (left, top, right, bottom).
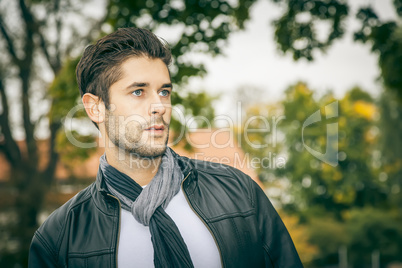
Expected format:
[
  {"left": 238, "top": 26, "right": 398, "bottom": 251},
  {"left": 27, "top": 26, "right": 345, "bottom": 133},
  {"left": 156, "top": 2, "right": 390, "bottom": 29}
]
[{"left": 353, "top": 101, "right": 377, "bottom": 120}]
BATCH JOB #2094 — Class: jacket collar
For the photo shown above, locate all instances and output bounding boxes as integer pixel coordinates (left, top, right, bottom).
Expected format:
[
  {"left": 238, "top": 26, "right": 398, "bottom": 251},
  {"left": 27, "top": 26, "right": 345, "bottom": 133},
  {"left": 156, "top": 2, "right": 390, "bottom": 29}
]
[
  {"left": 91, "top": 167, "right": 117, "bottom": 216},
  {"left": 171, "top": 149, "right": 198, "bottom": 194},
  {"left": 95, "top": 166, "right": 109, "bottom": 194}
]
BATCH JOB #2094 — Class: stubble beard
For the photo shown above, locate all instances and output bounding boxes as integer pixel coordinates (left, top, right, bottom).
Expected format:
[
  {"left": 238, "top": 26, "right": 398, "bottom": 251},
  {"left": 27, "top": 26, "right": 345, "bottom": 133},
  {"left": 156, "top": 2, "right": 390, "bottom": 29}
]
[{"left": 105, "top": 109, "right": 169, "bottom": 159}]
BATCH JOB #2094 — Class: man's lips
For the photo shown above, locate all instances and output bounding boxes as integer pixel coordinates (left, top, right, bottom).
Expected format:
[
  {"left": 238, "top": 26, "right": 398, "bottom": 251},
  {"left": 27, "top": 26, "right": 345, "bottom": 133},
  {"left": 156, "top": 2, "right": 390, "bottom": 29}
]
[{"left": 145, "top": 125, "right": 165, "bottom": 131}]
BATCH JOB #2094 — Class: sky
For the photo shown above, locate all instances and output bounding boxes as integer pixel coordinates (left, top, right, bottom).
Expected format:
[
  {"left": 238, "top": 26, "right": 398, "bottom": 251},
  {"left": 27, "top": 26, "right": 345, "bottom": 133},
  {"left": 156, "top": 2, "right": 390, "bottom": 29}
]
[{"left": 180, "top": 0, "right": 397, "bottom": 116}]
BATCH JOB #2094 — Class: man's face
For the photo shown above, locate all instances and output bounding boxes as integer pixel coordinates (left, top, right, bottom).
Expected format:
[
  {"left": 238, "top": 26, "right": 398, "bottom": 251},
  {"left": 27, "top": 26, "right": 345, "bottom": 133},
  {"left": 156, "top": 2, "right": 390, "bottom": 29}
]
[{"left": 104, "top": 56, "right": 172, "bottom": 158}]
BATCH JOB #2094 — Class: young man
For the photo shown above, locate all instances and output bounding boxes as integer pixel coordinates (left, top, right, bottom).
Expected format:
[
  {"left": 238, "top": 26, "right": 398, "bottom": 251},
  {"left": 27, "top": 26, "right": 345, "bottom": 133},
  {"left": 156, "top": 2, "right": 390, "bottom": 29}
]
[{"left": 29, "top": 28, "right": 302, "bottom": 267}]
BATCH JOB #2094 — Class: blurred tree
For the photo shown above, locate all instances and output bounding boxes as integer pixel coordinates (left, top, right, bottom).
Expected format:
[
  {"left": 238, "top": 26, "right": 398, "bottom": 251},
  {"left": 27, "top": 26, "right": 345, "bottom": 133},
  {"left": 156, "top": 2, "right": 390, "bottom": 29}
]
[
  {"left": 344, "top": 207, "right": 402, "bottom": 266},
  {"left": 271, "top": 0, "right": 402, "bottom": 102},
  {"left": 238, "top": 83, "right": 402, "bottom": 266},
  {"left": 276, "top": 83, "right": 389, "bottom": 214},
  {"left": 295, "top": 207, "right": 402, "bottom": 267},
  {"left": 377, "top": 91, "right": 402, "bottom": 213},
  {"left": 238, "top": 83, "right": 389, "bottom": 213},
  {"left": 272, "top": 0, "right": 348, "bottom": 61},
  {"left": 0, "top": 0, "right": 105, "bottom": 264},
  {"left": 306, "top": 213, "right": 348, "bottom": 266},
  {"left": 270, "top": 2, "right": 402, "bottom": 264},
  {"left": 234, "top": 100, "right": 285, "bottom": 183},
  {"left": 270, "top": 2, "right": 402, "bottom": 210}
]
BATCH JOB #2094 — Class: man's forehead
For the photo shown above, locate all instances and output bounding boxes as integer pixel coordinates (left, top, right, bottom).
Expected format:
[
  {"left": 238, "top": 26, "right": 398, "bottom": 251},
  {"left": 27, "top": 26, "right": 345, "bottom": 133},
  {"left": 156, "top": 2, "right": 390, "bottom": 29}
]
[{"left": 112, "top": 57, "right": 171, "bottom": 88}]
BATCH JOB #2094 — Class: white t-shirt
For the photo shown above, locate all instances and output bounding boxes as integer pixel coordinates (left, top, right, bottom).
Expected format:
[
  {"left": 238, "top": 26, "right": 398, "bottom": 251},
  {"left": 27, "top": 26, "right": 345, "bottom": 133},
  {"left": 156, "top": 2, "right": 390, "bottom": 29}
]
[{"left": 117, "top": 188, "right": 222, "bottom": 268}]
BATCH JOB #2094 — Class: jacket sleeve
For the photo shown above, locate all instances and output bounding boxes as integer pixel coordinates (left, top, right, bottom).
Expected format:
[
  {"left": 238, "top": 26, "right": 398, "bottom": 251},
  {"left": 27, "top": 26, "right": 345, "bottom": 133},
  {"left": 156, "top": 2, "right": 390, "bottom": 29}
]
[
  {"left": 250, "top": 179, "right": 303, "bottom": 267},
  {"left": 28, "top": 231, "right": 59, "bottom": 268}
]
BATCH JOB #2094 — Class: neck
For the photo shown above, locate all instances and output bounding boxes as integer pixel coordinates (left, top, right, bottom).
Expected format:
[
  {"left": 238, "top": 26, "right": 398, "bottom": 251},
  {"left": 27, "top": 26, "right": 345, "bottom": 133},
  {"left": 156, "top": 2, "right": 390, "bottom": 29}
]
[{"left": 104, "top": 147, "right": 162, "bottom": 186}]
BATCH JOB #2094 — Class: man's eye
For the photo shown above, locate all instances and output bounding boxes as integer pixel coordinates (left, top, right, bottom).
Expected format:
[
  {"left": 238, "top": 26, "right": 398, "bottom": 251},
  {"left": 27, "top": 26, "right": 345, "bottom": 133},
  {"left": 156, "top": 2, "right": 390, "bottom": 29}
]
[
  {"left": 159, "top": 90, "right": 170, "bottom": 97},
  {"left": 132, "top": 89, "right": 143, "bottom": 96}
]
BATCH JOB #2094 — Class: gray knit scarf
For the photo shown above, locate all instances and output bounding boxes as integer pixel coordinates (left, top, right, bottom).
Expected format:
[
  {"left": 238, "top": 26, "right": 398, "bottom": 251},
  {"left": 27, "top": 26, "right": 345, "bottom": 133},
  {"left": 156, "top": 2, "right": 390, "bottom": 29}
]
[{"left": 99, "top": 148, "right": 193, "bottom": 267}]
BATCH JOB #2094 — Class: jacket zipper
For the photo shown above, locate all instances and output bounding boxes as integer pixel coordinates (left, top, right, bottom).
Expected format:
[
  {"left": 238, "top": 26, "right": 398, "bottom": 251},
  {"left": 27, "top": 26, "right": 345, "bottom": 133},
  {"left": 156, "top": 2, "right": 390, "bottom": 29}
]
[
  {"left": 181, "top": 172, "right": 224, "bottom": 267},
  {"left": 107, "top": 194, "right": 121, "bottom": 268}
]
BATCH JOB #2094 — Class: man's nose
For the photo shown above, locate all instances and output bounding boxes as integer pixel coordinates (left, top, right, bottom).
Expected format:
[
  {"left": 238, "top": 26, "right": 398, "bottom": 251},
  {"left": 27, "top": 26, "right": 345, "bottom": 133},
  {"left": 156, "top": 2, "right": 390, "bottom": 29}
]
[{"left": 149, "top": 96, "right": 166, "bottom": 116}]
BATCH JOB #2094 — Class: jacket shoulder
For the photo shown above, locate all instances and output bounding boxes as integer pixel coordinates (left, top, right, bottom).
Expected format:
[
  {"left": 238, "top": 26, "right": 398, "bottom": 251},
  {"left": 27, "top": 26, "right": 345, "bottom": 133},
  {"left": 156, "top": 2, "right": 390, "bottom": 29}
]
[
  {"left": 187, "top": 156, "right": 247, "bottom": 176},
  {"left": 186, "top": 157, "right": 259, "bottom": 205},
  {"left": 189, "top": 158, "right": 255, "bottom": 186},
  {"left": 33, "top": 184, "right": 94, "bottom": 256}
]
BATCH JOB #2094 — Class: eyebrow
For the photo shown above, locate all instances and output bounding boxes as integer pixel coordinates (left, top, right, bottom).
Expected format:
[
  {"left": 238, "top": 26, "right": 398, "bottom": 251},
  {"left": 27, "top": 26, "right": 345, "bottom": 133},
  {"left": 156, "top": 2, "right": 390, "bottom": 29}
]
[
  {"left": 162, "top": 83, "right": 173, "bottom": 89},
  {"left": 126, "top": 82, "right": 173, "bottom": 89},
  {"left": 126, "top": 82, "right": 149, "bottom": 89}
]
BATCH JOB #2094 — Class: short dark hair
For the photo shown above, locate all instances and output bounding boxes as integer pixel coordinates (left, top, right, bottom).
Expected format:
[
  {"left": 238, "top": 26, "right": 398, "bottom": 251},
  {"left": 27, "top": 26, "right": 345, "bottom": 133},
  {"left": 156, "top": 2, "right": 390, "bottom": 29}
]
[{"left": 76, "top": 27, "right": 172, "bottom": 108}]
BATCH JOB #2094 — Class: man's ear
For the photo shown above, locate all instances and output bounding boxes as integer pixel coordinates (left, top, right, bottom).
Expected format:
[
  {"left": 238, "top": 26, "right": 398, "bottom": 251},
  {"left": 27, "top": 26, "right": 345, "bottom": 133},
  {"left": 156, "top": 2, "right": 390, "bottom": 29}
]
[{"left": 82, "top": 93, "right": 105, "bottom": 124}]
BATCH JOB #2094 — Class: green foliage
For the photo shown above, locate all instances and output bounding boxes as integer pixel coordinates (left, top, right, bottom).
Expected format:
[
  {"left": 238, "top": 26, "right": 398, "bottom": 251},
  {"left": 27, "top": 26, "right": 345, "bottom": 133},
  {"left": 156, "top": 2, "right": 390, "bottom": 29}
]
[
  {"left": 272, "top": 0, "right": 402, "bottom": 100},
  {"left": 173, "top": 90, "right": 217, "bottom": 127},
  {"left": 354, "top": 6, "right": 402, "bottom": 100},
  {"left": 273, "top": 0, "right": 349, "bottom": 60},
  {"left": 378, "top": 91, "right": 402, "bottom": 212},
  {"left": 276, "top": 83, "right": 388, "bottom": 213},
  {"left": 233, "top": 91, "right": 286, "bottom": 184},
  {"left": 169, "top": 89, "right": 218, "bottom": 151},
  {"left": 306, "top": 214, "right": 348, "bottom": 265},
  {"left": 105, "top": 0, "right": 257, "bottom": 83},
  {"left": 55, "top": 129, "right": 97, "bottom": 167},
  {"left": 345, "top": 207, "right": 402, "bottom": 265},
  {"left": 48, "top": 58, "right": 83, "bottom": 122},
  {"left": 48, "top": 58, "right": 98, "bottom": 164},
  {"left": 303, "top": 208, "right": 402, "bottom": 266},
  {"left": 239, "top": 83, "right": 402, "bottom": 265}
]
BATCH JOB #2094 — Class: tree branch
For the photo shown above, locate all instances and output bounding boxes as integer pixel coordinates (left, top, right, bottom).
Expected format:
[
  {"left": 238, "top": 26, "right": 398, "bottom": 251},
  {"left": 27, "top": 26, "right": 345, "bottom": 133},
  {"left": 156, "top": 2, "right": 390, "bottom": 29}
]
[
  {"left": 43, "top": 121, "right": 61, "bottom": 183},
  {"left": 19, "top": 0, "right": 38, "bottom": 165},
  {"left": 54, "top": 0, "right": 62, "bottom": 73},
  {"left": 37, "top": 30, "right": 59, "bottom": 73},
  {"left": 0, "top": 76, "right": 22, "bottom": 166},
  {"left": 0, "top": 16, "right": 21, "bottom": 65},
  {"left": 34, "top": 1, "right": 63, "bottom": 74}
]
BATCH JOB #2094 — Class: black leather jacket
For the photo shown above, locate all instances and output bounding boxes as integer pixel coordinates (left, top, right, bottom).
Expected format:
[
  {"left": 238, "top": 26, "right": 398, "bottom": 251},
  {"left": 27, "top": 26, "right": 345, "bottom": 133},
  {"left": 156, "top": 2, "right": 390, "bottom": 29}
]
[{"left": 29, "top": 153, "right": 303, "bottom": 267}]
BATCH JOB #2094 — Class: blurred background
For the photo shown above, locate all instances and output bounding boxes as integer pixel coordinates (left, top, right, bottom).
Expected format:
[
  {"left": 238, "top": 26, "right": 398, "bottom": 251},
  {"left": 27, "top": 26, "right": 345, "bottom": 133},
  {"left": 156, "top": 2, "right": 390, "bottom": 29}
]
[{"left": 0, "top": 0, "right": 401, "bottom": 267}]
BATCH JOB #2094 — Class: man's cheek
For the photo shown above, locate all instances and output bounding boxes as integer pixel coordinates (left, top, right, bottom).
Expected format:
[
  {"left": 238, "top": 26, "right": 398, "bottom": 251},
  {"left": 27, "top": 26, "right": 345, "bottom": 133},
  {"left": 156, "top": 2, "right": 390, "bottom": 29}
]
[{"left": 124, "top": 123, "right": 143, "bottom": 143}]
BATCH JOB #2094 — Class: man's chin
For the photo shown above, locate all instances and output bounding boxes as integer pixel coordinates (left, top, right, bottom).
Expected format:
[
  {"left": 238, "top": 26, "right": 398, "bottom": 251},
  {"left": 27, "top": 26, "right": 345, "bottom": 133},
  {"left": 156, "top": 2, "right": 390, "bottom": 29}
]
[{"left": 126, "top": 145, "right": 167, "bottom": 159}]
